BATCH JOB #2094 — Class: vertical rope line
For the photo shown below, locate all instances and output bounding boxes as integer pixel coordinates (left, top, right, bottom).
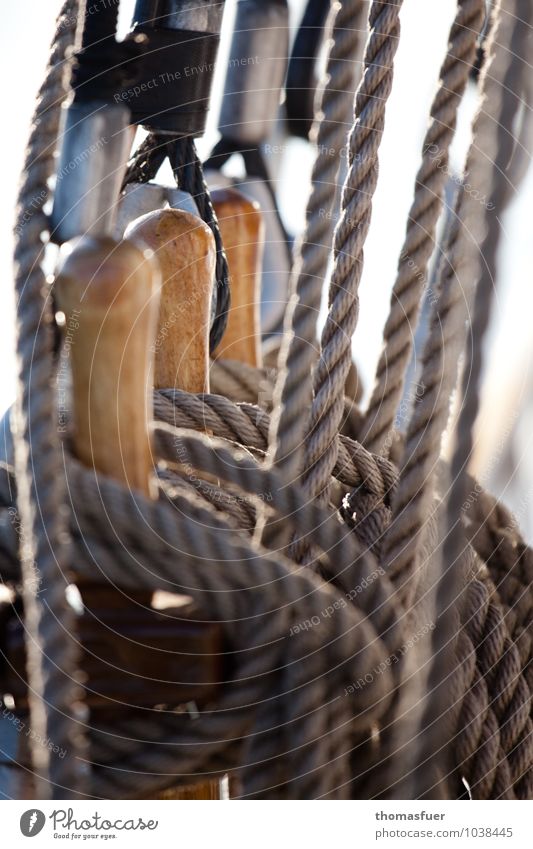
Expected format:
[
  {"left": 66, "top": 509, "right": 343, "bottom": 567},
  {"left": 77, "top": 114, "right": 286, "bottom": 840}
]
[
  {"left": 379, "top": 0, "right": 486, "bottom": 601},
  {"left": 414, "top": 0, "right": 530, "bottom": 798},
  {"left": 11, "top": 0, "right": 86, "bottom": 798},
  {"left": 361, "top": 0, "right": 486, "bottom": 456},
  {"left": 266, "top": 0, "right": 367, "bottom": 485},
  {"left": 301, "top": 0, "right": 404, "bottom": 504},
  {"left": 382, "top": 190, "right": 466, "bottom": 602}
]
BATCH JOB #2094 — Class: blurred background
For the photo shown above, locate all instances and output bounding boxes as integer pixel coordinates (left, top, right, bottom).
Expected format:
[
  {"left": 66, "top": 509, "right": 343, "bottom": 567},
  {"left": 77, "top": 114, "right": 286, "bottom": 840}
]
[{"left": 1, "top": 0, "right": 532, "bottom": 537}]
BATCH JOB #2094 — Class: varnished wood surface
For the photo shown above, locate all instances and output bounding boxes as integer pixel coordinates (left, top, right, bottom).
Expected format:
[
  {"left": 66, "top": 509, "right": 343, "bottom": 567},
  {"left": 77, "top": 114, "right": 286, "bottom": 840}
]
[
  {"left": 212, "top": 187, "right": 263, "bottom": 368},
  {"left": 55, "top": 235, "right": 161, "bottom": 497},
  {"left": 126, "top": 208, "right": 215, "bottom": 393}
]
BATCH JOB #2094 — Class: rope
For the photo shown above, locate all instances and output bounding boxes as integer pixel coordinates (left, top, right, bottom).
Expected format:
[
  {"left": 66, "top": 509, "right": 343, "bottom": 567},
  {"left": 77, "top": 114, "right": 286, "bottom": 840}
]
[
  {"left": 170, "top": 137, "right": 230, "bottom": 352},
  {"left": 463, "top": 480, "right": 533, "bottom": 799},
  {"left": 267, "top": 0, "right": 367, "bottom": 483},
  {"left": 63, "top": 442, "right": 398, "bottom": 798},
  {"left": 381, "top": 192, "right": 466, "bottom": 604},
  {"left": 361, "top": 0, "right": 486, "bottom": 456},
  {"left": 301, "top": 0, "right": 404, "bottom": 504},
  {"left": 122, "top": 132, "right": 168, "bottom": 186},
  {"left": 154, "top": 389, "right": 397, "bottom": 498},
  {"left": 465, "top": 478, "right": 533, "bottom": 650},
  {"left": 412, "top": 0, "right": 531, "bottom": 798},
  {"left": 10, "top": 0, "right": 86, "bottom": 798},
  {"left": 3, "top": 0, "right": 533, "bottom": 802},
  {"left": 457, "top": 579, "right": 533, "bottom": 798}
]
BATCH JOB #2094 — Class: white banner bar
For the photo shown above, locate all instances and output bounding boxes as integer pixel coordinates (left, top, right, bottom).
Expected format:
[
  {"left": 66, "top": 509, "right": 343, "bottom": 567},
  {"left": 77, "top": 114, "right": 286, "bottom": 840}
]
[{"left": 2, "top": 800, "right": 533, "bottom": 848}]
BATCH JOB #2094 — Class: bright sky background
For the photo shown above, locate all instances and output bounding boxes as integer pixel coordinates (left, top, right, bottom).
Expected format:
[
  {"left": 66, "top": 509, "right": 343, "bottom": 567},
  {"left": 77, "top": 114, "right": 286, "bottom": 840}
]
[{"left": 1, "top": 0, "right": 532, "bottom": 535}]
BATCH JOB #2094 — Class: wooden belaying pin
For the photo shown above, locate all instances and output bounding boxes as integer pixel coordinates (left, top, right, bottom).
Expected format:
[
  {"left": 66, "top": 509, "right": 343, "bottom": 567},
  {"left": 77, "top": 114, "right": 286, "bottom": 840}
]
[
  {"left": 125, "top": 208, "right": 216, "bottom": 394},
  {"left": 212, "top": 187, "right": 264, "bottom": 369},
  {"left": 123, "top": 208, "right": 228, "bottom": 800},
  {"left": 54, "top": 235, "right": 161, "bottom": 497},
  {"left": 51, "top": 236, "right": 226, "bottom": 804}
]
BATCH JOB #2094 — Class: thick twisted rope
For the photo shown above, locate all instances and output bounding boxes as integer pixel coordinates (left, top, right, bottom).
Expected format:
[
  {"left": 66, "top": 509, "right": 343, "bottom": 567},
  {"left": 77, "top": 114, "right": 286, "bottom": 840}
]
[
  {"left": 160, "top": 411, "right": 533, "bottom": 799},
  {"left": 163, "top": 463, "right": 533, "bottom": 799},
  {"left": 412, "top": 0, "right": 531, "bottom": 798},
  {"left": 264, "top": 0, "right": 406, "bottom": 774},
  {"left": 267, "top": 0, "right": 366, "bottom": 483},
  {"left": 1, "top": 407, "right": 403, "bottom": 676},
  {"left": 11, "top": 0, "right": 86, "bottom": 798},
  {"left": 361, "top": 0, "right": 486, "bottom": 456},
  {"left": 154, "top": 388, "right": 397, "bottom": 498},
  {"left": 465, "top": 479, "right": 533, "bottom": 653},
  {"left": 381, "top": 193, "right": 467, "bottom": 605},
  {"left": 211, "top": 356, "right": 364, "bottom": 447},
  {"left": 301, "top": 0, "right": 404, "bottom": 504},
  {"left": 443, "top": 0, "right": 529, "bottom": 597},
  {"left": 463, "top": 482, "right": 533, "bottom": 797},
  {"left": 127, "top": 425, "right": 404, "bottom": 692},
  {"left": 3, "top": 394, "right": 531, "bottom": 798},
  {"left": 457, "top": 578, "right": 533, "bottom": 798}
]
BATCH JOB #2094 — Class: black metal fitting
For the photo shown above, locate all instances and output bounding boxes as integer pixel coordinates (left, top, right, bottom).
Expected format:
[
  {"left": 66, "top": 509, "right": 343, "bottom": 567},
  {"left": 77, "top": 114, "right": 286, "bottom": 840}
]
[
  {"left": 286, "top": 0, "right": 331, "bottom": 139},
  {"left": 122, "top": 1, "right": 225, "bottom": 137},
  {"left": 71, "top": 0, "right": 145, "bottom": 104}
]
